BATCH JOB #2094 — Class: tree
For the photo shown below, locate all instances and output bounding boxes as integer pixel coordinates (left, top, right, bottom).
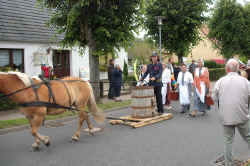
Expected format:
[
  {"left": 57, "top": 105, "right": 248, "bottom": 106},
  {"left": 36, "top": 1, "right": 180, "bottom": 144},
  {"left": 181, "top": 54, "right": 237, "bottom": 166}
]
[
  {"left": 38, "top": 0, "right": 142, "bottom": 100},
  {"left": 242, "top": 2, "right": 250, "bottom": 57},
  {"left": 144, "top": 0, "right": 210, "bottom": 63},
  {"left": 208, "top": 0, "right": 249, "bottom": 59},
  {"left": 122, "top": 60, "right": 128, "bottom": 83},
  {"left": 127, "top": 38, "right": 155, "bottom": 65}
]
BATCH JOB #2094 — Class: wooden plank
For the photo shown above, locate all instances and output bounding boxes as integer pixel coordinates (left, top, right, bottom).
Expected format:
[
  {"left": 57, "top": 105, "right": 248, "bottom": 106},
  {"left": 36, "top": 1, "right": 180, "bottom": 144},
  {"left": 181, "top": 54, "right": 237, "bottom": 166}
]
[
  {"left": 132, "top": 114, "right": 173, "bottom": 128},
  {"left": 109, "top": 113, "right": 173, "bottom": 128},
  {"left": 120, "top": 113, "right": 172, "bottom": 122}
]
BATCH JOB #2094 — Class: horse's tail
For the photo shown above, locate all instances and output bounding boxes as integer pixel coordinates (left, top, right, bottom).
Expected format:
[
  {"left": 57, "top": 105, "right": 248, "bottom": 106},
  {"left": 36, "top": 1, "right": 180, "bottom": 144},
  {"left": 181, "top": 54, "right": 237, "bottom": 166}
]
[{"left": 87, "top": 82, "right": 105, "bottom": 124}]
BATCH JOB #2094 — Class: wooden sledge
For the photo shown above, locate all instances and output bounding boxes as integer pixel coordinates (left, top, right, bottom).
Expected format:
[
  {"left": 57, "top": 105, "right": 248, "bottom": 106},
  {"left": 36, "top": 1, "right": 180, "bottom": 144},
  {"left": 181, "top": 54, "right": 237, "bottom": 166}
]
[{"left": 108, "top": 113, "right": 173, "bottom": 128}]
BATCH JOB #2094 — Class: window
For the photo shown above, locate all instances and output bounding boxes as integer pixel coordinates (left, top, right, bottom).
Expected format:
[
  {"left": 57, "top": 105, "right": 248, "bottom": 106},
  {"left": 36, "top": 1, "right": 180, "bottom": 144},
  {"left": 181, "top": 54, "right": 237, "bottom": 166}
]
[{"left": 0, "top": 49, "right": 24, "bottom": 72}]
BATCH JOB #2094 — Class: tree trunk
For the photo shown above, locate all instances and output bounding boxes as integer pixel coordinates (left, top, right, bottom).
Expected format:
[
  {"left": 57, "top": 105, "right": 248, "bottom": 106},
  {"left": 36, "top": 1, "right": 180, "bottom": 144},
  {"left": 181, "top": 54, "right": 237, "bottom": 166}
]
[
  {"left": 89, "top": 46, "right": 100, "bottom": 102},
  {"left": 85, "top": 23, "right": 101, "bottom": 102},
  {"left": 178, "top": 54, "right": 183, "bottom": 64},
  {"left": 104, "top": 55, "right": 108, "bottom": 66}
]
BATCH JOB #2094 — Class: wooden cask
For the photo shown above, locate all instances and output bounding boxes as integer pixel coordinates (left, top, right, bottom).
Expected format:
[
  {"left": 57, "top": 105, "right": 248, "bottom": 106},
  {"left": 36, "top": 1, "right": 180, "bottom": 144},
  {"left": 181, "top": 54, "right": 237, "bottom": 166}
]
[{"left": 131, "top": 86, "right": 156, "bottom": 118}]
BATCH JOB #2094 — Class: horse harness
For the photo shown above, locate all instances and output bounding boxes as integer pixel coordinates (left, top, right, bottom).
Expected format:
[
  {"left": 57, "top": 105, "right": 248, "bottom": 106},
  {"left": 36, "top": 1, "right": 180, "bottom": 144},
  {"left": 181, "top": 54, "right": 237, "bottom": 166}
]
[{"left": 0, "top": 78, "right": 84, "bottom": 112}]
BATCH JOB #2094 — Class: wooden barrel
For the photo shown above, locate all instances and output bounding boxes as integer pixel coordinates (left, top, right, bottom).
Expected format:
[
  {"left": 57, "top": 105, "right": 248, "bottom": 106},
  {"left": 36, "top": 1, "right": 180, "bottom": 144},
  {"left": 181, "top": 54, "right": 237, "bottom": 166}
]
[{"left": 131, "top": 86, "right": 156, "bottom": 118}]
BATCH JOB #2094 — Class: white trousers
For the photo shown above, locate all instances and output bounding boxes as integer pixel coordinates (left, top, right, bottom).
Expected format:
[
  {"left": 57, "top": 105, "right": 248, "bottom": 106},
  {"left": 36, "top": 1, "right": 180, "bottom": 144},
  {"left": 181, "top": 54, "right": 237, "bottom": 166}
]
[{"left": 161, "top": 85, "right": 167, "bottom": 105}]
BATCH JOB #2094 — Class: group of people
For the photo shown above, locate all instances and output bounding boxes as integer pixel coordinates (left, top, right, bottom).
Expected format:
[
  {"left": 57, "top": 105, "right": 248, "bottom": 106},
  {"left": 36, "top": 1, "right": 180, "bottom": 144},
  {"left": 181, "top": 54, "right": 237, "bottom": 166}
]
[
  {"left": 107, "top": 59, "right": 123, "bottom": 101},
  {"left": 139, "top": 54, "right": 250, "bottom": 166},
  {"left": 139, "top": 52, "right": 211, "bottom": 117}
]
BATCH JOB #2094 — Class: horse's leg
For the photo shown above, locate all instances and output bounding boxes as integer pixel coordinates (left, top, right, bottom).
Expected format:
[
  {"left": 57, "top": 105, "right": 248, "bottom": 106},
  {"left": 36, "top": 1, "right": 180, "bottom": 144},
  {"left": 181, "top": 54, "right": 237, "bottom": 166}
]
[
  {"left": 29, "top": 113, "right": 50, "bottom": 150},
  {"left": 72, "top": 109, "right": 87, "bottom": 141},
  {"left": 85, "top": 112, "right": 94, "bottom": 136}
]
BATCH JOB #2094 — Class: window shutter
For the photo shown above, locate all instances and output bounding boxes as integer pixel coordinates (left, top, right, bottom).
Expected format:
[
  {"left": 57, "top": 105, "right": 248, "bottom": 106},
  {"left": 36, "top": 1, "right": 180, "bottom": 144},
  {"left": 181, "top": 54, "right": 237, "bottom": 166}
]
[{"left": 0, "top": 50, "right": 10, "bottom": 67}]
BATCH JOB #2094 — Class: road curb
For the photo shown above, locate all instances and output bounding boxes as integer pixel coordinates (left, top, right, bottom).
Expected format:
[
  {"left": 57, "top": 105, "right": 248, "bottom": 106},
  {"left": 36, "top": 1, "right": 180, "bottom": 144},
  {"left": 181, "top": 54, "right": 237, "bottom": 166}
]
[{"left": 0, "top": 106, "right": 130, "bottom": 135}]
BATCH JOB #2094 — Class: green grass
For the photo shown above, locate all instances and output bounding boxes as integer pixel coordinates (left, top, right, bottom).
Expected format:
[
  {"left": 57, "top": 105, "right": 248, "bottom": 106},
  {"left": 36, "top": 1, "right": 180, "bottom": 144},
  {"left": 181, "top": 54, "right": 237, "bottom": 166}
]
[
  {"left": 0, "top": 118, "right": 29, "bottom": 129},
  {"left": 0, "top": 100, "right": 131, "bottom": 129}
]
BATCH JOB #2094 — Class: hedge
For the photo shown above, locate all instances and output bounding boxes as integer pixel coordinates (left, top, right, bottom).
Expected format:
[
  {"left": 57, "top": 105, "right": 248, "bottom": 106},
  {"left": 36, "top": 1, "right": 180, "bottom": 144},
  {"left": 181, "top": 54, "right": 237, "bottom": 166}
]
[
  {"left": 99, "top": 64, "right": 107, "bottom": 72},
  {"left": 208, "top": 68, "right": 226, "bottom": 81},
  {"left": 204, "top": 60, "right": 225, "bottom": 69},
  {"left": 0, "top": 94, "right": 18, "bottom": 111}
]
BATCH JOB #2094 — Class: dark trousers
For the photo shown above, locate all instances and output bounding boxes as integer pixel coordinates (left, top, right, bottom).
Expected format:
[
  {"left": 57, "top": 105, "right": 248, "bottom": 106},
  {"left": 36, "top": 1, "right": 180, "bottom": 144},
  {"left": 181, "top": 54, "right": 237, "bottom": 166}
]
[
  {"left": 165, "top": 84, "right": 171, "bottom": 105},
  {"left": 108, "top": 81, "right": 114, "bottom": 98},
  {"left": 154, "top": 86, "right": 164, "bottom": 113},
  {"left": 113, "top": 85, "right": 121, "bottom": 97}
]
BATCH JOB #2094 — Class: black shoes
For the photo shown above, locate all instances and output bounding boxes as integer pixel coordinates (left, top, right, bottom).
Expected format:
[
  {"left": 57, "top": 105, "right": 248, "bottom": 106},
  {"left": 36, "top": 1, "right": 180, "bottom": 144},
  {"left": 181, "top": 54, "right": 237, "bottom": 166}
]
[{"left": 201, "top": 111, "right": 206, "bottom": 116}]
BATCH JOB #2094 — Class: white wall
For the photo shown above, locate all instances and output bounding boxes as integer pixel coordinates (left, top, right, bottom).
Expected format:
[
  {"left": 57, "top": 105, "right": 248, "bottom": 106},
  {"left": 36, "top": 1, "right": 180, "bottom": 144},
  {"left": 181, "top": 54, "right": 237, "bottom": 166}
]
[
  {"left": 0, "top": 41, "right": 53, "bottom": 76},
  {"left": 0, "top": 41, "right": 127, "bottom": 80},
  {"left": 0, "top": 41, "right": 90, "bottom": 78},
  {"left": 114, "top": 48, "right": 128, "bottom": 71},
  {"left": 71, "top": 47, "right": 89, "bottom": 80}
]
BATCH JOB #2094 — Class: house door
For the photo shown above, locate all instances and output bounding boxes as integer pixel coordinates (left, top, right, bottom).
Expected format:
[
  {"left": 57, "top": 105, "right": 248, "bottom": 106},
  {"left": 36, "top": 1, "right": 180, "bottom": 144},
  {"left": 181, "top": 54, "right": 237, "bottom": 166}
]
[{"left": 53, "top": 50, "right": 70, "bottom": 78}]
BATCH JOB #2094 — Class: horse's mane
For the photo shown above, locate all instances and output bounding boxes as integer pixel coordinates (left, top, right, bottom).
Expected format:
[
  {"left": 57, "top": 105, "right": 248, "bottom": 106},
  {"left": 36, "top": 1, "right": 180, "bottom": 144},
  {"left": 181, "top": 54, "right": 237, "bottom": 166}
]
[{"left": 0, "top": 71, "right": 32, "bottom": 86}]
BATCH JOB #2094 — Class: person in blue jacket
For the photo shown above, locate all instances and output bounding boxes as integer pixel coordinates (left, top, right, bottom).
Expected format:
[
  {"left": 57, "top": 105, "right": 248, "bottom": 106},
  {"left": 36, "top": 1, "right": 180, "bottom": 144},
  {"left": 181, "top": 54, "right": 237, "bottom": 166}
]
[
  {"left": 112, "top": 64, "right": 123, "bottom": 101},
  {"left": 140, "top": 52, "right": 164, "bottom": 114}
]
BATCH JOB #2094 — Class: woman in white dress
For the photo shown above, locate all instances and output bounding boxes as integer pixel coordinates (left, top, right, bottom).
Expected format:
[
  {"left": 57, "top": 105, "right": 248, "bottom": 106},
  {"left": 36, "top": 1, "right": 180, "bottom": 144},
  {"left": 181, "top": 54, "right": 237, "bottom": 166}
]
[
  {"left": 161, "top": 63, "right": 171, "bottom": 105},
  {"left": 177, "top": 64, "right": 194, "bottom": 113},
  {"left": 190, "top": 59, "right": 211, "bottom": 117}
]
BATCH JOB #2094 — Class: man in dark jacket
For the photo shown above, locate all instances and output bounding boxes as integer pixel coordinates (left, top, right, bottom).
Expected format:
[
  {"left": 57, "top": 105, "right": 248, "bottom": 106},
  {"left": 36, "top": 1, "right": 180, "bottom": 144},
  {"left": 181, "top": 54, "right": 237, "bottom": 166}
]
[
  {"left": 140, "top": 52, "right": 164, "bottom": 114},
  {"left": 108, "top": 59, "right": 114, "bottom": 99},
  {"left": 112, "top": 64, "right": 123, "bottom": 101},
  {"left": 189, "top": 60, "right": 196, "bottom": 76}
]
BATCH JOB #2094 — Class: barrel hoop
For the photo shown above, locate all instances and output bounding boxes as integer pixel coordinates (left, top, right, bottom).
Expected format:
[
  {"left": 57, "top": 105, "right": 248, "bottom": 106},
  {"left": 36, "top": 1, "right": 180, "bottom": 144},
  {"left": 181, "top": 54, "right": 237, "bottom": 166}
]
[
  {"left": 131, "top": 95, "right": 154, "bottom": 98},
  {"left": 131, "top": 106, "right": 154, "bottom": 109}
]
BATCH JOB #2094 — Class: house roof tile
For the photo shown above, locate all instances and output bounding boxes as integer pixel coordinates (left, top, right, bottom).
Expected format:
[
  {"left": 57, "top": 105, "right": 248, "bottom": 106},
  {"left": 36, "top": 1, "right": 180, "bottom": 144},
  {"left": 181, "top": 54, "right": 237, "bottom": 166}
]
[{"left": 0, "top": 0, "right": 63, "bottom": 43}]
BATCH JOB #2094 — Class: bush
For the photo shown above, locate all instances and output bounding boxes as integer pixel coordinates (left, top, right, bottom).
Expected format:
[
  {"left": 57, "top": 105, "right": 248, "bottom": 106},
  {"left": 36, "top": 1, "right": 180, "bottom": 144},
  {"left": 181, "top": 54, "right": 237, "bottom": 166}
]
[
  {"left": 204, "top": 60, "right": 225, "bottom": 68},
  {"left": 99, "top": 64, "right": 107, "bottom": 72},
  {"left": 126, "top": 75, "right": 137, "bottom": 86},
  {"left": 123, "top": 61, "right": 128, "bottom": 82},
  {"left": 209, "top": 68, "right": 226, "bottom": 81},
  {"left": 0, "top": 94, "right": 18, "bottom": 111}
]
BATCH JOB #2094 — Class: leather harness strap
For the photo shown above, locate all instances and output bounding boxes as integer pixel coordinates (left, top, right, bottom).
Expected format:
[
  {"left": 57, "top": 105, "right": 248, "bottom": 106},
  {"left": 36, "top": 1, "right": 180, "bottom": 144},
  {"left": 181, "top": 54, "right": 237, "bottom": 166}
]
[
  {"left": 28, "top": 78, "right": 40, "bottom": 101},
  {"left": 0, "top": 78, "right": 88, "bottom": 112},
  {"left": 40, "top": 78, "right": 56, "bottom": 104},
  {"left": 55, "top": 79, "right": 72, "bottom": 108}
]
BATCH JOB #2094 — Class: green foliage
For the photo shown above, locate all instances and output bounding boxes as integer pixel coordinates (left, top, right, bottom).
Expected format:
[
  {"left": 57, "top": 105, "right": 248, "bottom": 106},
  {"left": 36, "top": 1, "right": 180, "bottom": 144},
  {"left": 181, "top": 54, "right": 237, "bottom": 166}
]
[
  {"left": 0, "top": 96, "right": 18, "bottom": 111},
  {"left": 209, "top": 68, "right": 226, "bottom": 81},
  {"left": 204, "top": 60, "right": 225, "bottom": 68},
  {"left": 37, "top": 0, "right": 143, "bottom": 56},
  {"left": 126, "top": 75, "right": 137, "bottom": 86},
  {"left": 239, "top": 56, "right": 248, "bottom": 64},
  {"left": 123, "top": 61, "right": 128, "bottom": 82},
  {"left": 99, "top": 64, "right": 107, "bottom": 72},
  {"left": 128, "top": 38, "right": 154, "bottom": 64},
  {"left": 144, "top": 0, "right": 210, "bottom": 63},
  {"left": 208, "top": 0, "right": 250, "bottom": 59},
  {"left": 0, "top": 66, "right": 14, "bottom": 72}
]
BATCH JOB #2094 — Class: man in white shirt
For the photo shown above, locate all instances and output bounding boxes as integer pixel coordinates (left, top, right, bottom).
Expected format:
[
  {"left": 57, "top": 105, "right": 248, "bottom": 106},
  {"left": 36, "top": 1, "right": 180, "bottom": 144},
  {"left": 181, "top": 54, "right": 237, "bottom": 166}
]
[
  {"left": 213, "top": 59, "right": 250, "bottom": 166},
  {"left": 161, "top": 63, "right": 171, "bottom": 105},
  {"left": 177, "top": 64, "right": 194, "bottom": 113}
]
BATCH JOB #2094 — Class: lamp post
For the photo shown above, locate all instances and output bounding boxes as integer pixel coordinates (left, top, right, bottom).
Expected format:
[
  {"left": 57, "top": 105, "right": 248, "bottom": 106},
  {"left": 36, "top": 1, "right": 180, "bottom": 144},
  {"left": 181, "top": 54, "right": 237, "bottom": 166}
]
[{"left": 156, "top": 16, "right": 165, "bottom": 62}]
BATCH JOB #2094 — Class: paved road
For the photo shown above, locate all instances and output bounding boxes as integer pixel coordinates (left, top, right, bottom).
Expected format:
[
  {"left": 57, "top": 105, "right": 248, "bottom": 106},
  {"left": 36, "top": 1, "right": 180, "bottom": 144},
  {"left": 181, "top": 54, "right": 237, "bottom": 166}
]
[{"left": 0, "top": 102, "right": 249, "bottom": 166}]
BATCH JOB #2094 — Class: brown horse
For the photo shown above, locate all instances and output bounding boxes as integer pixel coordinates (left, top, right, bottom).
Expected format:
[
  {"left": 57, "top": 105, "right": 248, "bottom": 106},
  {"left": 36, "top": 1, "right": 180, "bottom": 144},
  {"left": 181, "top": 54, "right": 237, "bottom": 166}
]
[{"left": 0, "top": 72, "right": 105, "bottom": 150}]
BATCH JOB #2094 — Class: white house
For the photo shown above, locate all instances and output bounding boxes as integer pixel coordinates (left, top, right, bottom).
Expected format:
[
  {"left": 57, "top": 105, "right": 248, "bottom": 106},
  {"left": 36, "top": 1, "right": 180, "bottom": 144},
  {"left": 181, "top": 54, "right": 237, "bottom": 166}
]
[{"left": 0, "top": 0, "right": 127, "bottom": 80}]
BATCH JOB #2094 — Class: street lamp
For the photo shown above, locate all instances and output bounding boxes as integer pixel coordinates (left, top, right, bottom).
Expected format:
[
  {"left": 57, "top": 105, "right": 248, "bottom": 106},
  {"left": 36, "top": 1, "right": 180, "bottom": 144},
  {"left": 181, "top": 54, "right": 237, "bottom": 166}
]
[{"left": 156, "top": 16, "right": 165, "bottom": 62}]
